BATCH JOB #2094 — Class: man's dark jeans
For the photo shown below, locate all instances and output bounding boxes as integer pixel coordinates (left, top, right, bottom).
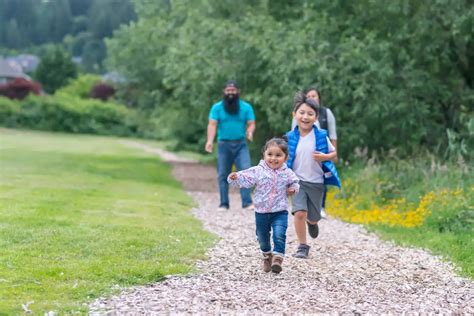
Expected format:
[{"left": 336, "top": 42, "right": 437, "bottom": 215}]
[{"left": 217, "top": 140, "right": 252, "bottom": 208}]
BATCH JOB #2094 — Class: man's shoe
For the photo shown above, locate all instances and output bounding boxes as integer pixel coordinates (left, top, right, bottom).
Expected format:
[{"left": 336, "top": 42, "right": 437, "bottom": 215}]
[
  {"left": 307, "top": 221, "right": 319, "bottom": 238},
  {"left": 271, "top": 255, "right": 284, "bottom": 273},
  {"left": 292, "top": 244, "right": 310, "bottom": 259},
  {"left": 217, "top": 205, "right": 229, "bottom": 211},
  {"left": 262, "top": 252, "right": 272, "bottom": 273},
  {"left": 242, "top": 204, "right": 254, "bottom": 211},
  {"left": 320, "top": 208, "right": 327, "bottom": 219}
]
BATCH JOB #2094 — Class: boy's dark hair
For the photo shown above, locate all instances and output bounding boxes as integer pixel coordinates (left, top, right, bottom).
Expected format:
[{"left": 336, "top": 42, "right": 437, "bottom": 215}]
[
  {"left": 262, "top": 137, "right": 289, "bottom": 158},
  {"left": 292, "top": 91, "right": 319, "bottom": 115}
]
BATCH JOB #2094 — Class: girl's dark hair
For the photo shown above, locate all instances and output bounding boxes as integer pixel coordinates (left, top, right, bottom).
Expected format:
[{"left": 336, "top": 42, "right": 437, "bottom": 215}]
[
  {"left": 292, "top": 91, "right": 319, "bottom": 115},
  {"left": 303, "top": 86, "right": 322, "bottom": 104},
  {"left": 262, "top": 138, "right": 289, "bottom": 157}
]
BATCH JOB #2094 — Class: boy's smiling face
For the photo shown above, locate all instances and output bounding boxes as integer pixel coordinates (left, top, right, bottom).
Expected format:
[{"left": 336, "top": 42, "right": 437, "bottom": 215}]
[{"left": 293, "top": 103, "right": 318, "bottom": 132}]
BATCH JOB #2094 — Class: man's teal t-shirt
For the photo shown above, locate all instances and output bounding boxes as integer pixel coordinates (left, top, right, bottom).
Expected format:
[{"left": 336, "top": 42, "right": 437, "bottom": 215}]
[{"left": 209, "top": 100, "right": 255, "bottom": 141}]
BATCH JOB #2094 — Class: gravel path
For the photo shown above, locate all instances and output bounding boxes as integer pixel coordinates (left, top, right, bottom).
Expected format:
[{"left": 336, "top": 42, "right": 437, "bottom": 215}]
[{"left": 90, "top": 142, "right": 473, "bottom": 314}]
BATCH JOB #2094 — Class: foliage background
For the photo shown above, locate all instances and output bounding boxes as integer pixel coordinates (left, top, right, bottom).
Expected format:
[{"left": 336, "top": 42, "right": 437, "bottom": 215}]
[
  {"left": 0, "top": 0, "right": 136, "bottom": 72},
  {"left": 105, "top": 0, "right": 473, "bottom": 162}
]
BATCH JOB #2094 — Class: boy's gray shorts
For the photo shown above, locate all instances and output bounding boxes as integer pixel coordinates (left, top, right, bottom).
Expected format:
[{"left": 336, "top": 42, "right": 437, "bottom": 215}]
[{"left": 291, "top": 181, "right": 324, "bottom": 222}]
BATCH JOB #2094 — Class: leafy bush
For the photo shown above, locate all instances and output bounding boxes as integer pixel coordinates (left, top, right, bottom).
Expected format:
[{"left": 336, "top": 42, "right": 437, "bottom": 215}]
[
  {"left": 34, "top": 47, "right": 78, "bottom": 93},
  {"left": 0, "top": 78, "right": 41, "bottom": 100},
  {"left": 0, "top": 96, "right": 20, "bottom": 121},
  {"left": 55, "top": 74, "right": 101, "bottom": 99},
  {"left": 90, "top": 82, "right": 115, "bottom": 101},
  {"left": 0, "top": 95, "right": 141, "bottom": 136}
]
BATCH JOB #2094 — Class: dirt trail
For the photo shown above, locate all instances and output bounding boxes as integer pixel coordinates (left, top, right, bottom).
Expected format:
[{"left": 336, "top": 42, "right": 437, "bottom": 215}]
[{"left": 90, "top": 141, "right": 473, "bottom": 314}]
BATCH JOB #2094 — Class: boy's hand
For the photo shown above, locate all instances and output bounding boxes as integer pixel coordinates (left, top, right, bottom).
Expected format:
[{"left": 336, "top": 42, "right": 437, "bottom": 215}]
[
  {"left": 313, "top": 151, "right": 327, "bottom": 162},
  {"left": 229, "top": 172, "right": 238, "bottom": 180},
  {"left": 287, "top": 187, "right": 296, "bottom": 196}
]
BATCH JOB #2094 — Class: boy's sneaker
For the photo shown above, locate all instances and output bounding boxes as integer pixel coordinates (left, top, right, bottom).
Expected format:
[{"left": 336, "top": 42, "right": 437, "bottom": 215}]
[
  {"left": 217, "top": 205, "right": 229, "bottom": 211},
  {"left": 293, "top": 244, "right": 310, "bottom": 259},
  {"left": 307, "top": 221, "right": 319, "bottom": 238},
  {"left": 242, "top": 204, "right": 254, "bottom": 211},
  {"left": 271, "top": 255, "right": 284, "bottom": 273},
  {"left": 320, "top": 208, "right": 327, "bottom": 219},
  {"left": 262, "top": 252, "right": 272, "bottom": 273}
]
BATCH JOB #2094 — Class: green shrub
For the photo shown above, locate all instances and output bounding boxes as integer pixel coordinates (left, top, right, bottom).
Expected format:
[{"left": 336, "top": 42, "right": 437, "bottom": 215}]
[
  {"left": 0, "top": 97, "right": 20, "bottom": 126},
  {"left": 55, "top": 74, "right": 102, "bottom": 99},
  {"left": 0, "top": 95, "right": 142, "bottom": 137}
]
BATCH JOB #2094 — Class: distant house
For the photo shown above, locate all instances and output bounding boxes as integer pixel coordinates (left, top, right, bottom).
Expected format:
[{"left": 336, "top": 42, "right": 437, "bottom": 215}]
[
  {"left": 0, "top": 58, "right": 31, "bottom": 84},
  {"left": 6, "top": 54, "right": 40, "bottom": 74}
]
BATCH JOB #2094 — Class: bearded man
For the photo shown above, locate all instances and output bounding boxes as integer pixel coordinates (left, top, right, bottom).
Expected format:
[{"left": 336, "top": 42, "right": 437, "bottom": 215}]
[{"left": 205, "top": 80, "right": 256, "bottom": 211}]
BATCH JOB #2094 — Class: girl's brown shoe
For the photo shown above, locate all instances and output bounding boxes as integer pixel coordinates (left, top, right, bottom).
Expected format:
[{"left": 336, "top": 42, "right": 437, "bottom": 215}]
[
  {"left": 262, "top": 253, "right": 272, "bottom": 273},
  {"left": 271, "top": 255, "right": 284, "bottom": 273}
]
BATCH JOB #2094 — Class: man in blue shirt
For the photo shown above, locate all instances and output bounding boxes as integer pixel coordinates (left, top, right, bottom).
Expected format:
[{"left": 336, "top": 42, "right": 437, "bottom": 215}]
[{"left": 205, "top": 80, "right": 255, "bottom": 211}]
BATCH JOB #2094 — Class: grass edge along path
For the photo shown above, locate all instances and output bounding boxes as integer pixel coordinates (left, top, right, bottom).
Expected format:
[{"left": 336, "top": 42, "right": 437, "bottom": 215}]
[
  {"left": 0, "top": 129, "right": 217, "bottom": 314},
  {"left": 327, "top": 163, "right": 473, "bottom": 279}
]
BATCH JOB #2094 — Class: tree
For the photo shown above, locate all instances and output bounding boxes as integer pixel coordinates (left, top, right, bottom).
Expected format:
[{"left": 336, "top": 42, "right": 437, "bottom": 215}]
[
  {"left": 88, "top": 0, "right": 136, "bottom": 38},
  {"left": 4, "top": 20, "right": 24, "bottom": 49},
  {"left": 0, "top": 0, "right": 136, "bottom": 73},
  {"left": 106, "top": 0, "right": 473, "bottom": 160},
  {"left": 81, "top": 39, "right": 106, "bottom": 72},
  {"left": 68, "top": 0, "right": 93, "bottom": 16},
  {"left": 35, "top": 0, "right": 73, "bottom": 43},
  {"left": 34, "top": 47, "right": 78, "bottom": 94}
]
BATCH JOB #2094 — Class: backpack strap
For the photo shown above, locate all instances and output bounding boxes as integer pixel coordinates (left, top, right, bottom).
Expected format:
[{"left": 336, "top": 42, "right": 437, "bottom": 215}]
[{"left": 318, "top": 105, "right": 328, "bottom": 130}]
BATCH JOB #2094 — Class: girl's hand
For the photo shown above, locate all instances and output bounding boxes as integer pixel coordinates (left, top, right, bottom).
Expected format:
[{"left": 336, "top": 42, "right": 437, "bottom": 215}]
[
  {"left": 312, "top": 151, "right": 327, "bottom": 162},
  {"left": 287, "top": 187, "right": 296, "bottom": 196},
  {"left": 229, "top": 172, "right": 238, "bottom": 180}
]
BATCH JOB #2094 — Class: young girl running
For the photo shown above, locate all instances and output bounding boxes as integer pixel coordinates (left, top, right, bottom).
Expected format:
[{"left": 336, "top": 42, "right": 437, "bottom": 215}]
[
  {"left": 286, "top": 94, "right": 341, "bottom": 259},
  {"left": 228, "top": 138, "right": 299, "bottom": 273}
]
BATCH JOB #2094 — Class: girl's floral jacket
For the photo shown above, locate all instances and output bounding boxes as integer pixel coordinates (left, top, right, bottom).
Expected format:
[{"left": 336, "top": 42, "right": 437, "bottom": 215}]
[{"left": 228, "top": 160, "right": 299, "bottom": 213}]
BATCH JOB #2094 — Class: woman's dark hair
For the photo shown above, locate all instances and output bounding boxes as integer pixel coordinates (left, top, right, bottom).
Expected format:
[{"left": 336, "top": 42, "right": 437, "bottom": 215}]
[
  {"left": 303, "top": 86, "right": 321, "bottom": 104},
  {"left": 262, "top": 138, "right": 289, "bottom": 158},
  {"left": 292, "top": 91, "right": 319, "bottom": 115}
]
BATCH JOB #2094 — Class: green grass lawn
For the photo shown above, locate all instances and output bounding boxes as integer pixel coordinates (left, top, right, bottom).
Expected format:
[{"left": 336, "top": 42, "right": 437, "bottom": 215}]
[{"left": 0, "top": 128, "right": 216, "bottom": 314}]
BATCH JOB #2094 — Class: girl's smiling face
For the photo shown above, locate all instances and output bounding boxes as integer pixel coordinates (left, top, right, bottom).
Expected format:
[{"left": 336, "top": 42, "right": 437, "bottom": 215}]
[
  {"left": 264, "top": 145, "right": 287, "bottom": 170},
  {"left": 293, "top": 103, "right": 318, "bottom": 132}
]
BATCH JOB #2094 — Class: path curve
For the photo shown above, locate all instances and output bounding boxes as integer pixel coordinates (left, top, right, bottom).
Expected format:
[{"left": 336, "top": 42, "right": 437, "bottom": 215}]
[{"left": 90, "top": 142, "right": 473, "bottom": 314}]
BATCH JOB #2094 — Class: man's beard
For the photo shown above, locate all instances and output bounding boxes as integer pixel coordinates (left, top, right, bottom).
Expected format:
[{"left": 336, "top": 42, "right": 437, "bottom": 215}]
[{"left": 223, "top": 93, "right": 240, "bottom": 114}]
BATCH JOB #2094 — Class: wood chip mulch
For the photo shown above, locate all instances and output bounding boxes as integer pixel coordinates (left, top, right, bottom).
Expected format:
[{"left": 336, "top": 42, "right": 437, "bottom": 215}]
[{"left": 90, "top": 142, "right": 473, "bottom": 314}]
